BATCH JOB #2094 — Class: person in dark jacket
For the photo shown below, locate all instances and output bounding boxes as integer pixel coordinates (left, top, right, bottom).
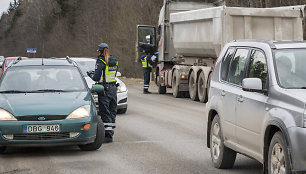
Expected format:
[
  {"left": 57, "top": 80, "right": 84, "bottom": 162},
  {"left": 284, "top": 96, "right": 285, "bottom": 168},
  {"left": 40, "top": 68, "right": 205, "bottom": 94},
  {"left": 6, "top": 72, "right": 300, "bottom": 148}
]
[{"left": 88, "top": 43, "right": 118, "bottom": 143}]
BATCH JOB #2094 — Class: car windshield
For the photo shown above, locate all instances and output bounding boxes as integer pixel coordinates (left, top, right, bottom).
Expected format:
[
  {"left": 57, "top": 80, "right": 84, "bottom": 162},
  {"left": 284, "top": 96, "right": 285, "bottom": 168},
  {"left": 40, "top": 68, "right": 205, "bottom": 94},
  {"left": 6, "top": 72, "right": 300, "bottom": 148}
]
[
  {"left": 0, "top": 66, "right": 86, "bottom": 92},
  {"left": 274, "top": 49, "right": 306, "bottom": 89},
  {"left": 74, "top": 60, "right": 95, "bottom": 77}
]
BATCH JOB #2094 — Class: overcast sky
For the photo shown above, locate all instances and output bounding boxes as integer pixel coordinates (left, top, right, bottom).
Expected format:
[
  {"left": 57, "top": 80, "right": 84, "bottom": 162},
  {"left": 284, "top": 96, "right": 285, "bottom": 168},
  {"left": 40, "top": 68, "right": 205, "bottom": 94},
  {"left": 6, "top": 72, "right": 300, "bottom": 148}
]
[{"left": 0, "top": 0, "right": 13, "bottom": 17}]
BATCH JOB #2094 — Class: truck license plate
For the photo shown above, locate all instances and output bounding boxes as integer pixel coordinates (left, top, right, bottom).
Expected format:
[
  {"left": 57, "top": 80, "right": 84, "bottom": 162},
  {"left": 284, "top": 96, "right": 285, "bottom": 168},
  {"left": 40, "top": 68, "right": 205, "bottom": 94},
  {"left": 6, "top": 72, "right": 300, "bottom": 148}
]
[{"left": 25, "top": 125, "right": 60, "bottom": 133}]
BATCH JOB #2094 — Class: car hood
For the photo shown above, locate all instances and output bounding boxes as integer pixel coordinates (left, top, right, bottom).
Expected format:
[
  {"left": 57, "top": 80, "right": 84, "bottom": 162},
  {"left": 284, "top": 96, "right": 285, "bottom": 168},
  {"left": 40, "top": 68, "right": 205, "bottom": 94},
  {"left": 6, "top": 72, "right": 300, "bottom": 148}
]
[{"left": 0, "top": 92, "right": 91, "bottom": 116}]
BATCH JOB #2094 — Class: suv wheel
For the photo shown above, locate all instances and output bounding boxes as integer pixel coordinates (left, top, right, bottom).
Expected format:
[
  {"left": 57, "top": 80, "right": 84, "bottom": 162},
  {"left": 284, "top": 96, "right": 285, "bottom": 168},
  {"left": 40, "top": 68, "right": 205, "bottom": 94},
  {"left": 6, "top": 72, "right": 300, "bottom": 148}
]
[
  {"left": 79, "top": 117, "right": 104, "bottom": 151},
  {"left": 268, "top": 132, "right": 290, "bottom": 174},
  {"left": 117, "top": 107, "right": 127, "bottom": 114},
  {"left": 0, "top": 146, "right": 6, "bottom": 154},
  {"left": 210, "top": 115, "right": 236, "bottom": 169}
]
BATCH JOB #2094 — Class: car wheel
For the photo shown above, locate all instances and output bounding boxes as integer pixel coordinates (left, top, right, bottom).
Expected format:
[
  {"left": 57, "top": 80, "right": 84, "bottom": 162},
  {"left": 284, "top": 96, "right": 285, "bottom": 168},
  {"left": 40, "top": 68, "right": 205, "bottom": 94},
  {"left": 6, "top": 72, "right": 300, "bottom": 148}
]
[
  {"left": 210, "top": 115, "right": 236, "bottom": 169},
  {"left": 172, "top": 70, "right": 184, "bottom": 98},
  {"left": 79, "top": 117, "right": 104, "bottom": 151},
  {"left": 117, "top": 107, "right": 127, "bottom": 114},
  {"left": 189, "top": 71, "right": 199, "bottom": 101},
  {"left": 0, "top": 146, "right": 6, "bottom": 154},
  {"left": 268, "top": 132, "right": 290, "bottom": 174}
]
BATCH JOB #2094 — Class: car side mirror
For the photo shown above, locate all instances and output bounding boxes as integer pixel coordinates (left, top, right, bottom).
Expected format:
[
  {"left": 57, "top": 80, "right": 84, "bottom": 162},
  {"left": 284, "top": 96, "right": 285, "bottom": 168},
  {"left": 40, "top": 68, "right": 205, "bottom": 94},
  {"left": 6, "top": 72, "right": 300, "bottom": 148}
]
[
  {"left": 242, "top": 78, "right": 263, "bottom": 92},
  {"left": 91, "top": 85, "right": 104, "bottom": 93},
  {"left": 116, "top": 72, "right": 121, "bottom": 77}
]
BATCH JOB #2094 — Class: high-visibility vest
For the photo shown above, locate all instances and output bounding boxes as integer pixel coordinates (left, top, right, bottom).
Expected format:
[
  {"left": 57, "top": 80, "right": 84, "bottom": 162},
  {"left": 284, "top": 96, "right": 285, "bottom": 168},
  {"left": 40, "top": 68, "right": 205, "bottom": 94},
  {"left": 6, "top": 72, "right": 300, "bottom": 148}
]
[
  {"left": 99, "top": 58, "right": 118, "bottom": 83},
  {"left": 141, "top": 56, "right": 152, "bottom": 68}
]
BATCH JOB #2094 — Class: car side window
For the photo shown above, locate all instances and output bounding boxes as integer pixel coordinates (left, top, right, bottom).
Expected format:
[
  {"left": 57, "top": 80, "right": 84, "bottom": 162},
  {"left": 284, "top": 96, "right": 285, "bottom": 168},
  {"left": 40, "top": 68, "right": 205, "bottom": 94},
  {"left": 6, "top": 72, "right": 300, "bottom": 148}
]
[
  {"left": 247, "top": 50, "right": 268, "bottom": 89},
  {"left": 221, "top": 47, "right": 235, "bottom": 81},
  {"left": 227, "top": 48, "right": 249, "bottom": 86}
]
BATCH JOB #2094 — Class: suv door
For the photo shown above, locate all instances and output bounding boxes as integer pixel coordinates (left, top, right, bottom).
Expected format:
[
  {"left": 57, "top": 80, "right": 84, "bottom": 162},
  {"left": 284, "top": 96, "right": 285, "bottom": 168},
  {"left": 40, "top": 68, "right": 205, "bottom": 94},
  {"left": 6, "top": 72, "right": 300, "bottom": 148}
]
[
  {"left": 235, "top": 49, "right": 269, "bottom": 157},
  {"left": 219, "top": 48, "right": 249, "bottom": 145}
]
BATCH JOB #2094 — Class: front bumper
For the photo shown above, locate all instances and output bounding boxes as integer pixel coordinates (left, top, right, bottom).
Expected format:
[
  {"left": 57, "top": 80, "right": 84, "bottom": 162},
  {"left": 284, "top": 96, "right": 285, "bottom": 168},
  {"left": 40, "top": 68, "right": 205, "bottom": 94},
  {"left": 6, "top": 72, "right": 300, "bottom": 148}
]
[
  {"left": 288, "top": 127, "right": 306, "bottom": 173},
  {"left": 0, "top": 117, "right": 97, "bottom": 147}
]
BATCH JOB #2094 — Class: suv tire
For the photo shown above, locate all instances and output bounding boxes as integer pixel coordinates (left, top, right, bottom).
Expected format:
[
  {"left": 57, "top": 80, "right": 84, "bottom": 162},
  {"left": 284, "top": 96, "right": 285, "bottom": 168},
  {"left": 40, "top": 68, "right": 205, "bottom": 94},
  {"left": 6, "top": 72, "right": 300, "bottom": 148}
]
[
  {"left": 268, "top": 132, "right": 290, "bottom": 174},
  {"left": 210, "top": 115, "right": 236, "bottom": 169},
  {"left": 79, "top": 117, "right": 104, "bottom": 151},
  {"left": 0, "top": 146, "right": 6, "bottom": 154}
]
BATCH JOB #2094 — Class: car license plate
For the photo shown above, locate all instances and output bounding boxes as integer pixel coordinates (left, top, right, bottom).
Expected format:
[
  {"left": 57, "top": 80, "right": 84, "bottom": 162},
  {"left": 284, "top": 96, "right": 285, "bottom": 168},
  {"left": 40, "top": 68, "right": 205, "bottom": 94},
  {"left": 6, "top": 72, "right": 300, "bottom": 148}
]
[{"left": 25, "top": 125, "right": 60, "bottom": 133}]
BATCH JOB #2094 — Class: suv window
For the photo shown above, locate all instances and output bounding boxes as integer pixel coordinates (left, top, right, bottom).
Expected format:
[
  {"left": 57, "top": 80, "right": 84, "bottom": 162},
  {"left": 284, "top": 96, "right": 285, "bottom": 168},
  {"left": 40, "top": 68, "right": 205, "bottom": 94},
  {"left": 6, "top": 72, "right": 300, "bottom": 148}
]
[
  {"left": 221, "top": 47, "right": 235, "bottom": 81},
  {"left": 247, "top": 50, "right": 268, "bottom": 89},
  {"left": 227, "top": 48, "right": 249, "bottom": 86}
]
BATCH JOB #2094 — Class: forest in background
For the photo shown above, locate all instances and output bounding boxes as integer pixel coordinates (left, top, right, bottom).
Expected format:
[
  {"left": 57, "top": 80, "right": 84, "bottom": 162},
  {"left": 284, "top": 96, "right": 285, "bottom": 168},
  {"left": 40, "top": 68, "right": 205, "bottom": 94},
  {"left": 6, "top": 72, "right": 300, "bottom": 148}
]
[{"left": 0, "top": 0, "right": 306, "bottom": 77}]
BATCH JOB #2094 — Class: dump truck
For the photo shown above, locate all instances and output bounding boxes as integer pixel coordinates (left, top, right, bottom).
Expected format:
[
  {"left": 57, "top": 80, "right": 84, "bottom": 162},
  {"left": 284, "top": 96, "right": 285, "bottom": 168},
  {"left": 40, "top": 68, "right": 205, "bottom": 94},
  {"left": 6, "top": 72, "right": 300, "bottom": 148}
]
[{"left": 136, "top": 0, "right": 305, "bottom": 102}]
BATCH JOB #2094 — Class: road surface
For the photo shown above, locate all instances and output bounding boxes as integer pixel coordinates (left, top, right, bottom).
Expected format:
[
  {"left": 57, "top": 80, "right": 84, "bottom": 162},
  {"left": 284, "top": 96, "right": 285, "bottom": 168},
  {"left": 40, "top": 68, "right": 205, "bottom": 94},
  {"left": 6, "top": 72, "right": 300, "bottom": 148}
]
[{"left": 0, "top": 78, "right": 262, "bottom": 174}]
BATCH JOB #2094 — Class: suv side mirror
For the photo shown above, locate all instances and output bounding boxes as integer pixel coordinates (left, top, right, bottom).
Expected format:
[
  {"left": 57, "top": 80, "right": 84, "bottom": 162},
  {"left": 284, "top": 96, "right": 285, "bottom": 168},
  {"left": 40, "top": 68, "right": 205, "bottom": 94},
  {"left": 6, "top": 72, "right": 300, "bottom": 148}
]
[
  {"left": 91, "top": 85, "right": 104, "bottom": 93},
  {"left": 242, "top": 78, "right": 263, "bottom": 92}
]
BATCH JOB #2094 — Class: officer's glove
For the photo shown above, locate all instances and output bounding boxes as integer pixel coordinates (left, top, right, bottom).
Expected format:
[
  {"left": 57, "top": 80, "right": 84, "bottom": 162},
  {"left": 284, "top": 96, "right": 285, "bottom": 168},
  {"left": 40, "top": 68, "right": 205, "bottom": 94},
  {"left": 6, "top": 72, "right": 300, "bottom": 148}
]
[{"left": 87, "top": 70, "right": 94, "bottom": 77}]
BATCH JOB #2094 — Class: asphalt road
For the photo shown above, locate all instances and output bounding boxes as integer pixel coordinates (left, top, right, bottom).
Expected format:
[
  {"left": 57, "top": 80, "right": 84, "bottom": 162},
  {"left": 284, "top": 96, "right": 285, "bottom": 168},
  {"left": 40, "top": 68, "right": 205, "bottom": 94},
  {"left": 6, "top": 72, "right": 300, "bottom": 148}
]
[{"left": 0, "top": 78, "right": 262, "bottom": 174}]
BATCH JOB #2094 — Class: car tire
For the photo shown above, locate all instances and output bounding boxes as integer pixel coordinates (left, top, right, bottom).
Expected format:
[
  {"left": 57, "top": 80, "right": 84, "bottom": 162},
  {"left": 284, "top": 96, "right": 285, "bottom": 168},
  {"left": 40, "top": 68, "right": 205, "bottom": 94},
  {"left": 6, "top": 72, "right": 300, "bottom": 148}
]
[
  {"left": 117, "top": 107, "right": 127, "bottom": 114},
  {"left": 268, "top": 132, "right": 290, "bottom": 174},
  {"left": 189, "top": 71, "right": 199, "bottom": 101},
  {"left": 0, "top": 146, "right": 6, "bottom": 154},
  {"left": 210, "top": 115, "right": 236, "bottom": 169},
  {"left": 172, "top": 70, "right": 184, "bottom": 98},
  {"left": 79, "top": 117, "right": 104, "bottom": 151}
]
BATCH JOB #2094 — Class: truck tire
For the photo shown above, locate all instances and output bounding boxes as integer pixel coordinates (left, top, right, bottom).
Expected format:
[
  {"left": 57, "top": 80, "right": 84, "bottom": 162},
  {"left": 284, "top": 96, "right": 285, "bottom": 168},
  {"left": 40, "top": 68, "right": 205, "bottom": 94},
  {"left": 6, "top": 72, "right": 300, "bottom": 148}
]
[
  {"left": 204, "top": 72, "right": 212, "bottom": 103},
  {"left": 172, "top": 70, "right": 184, "bottom": 98},
  {"left": 79, "top": 117, "right": 104, "bottom": 151},
  {"left": 189, "top": 71, "right": 199, "bottom": 101},
  {"left": 198, "top": 71, "right": 207, "bottom": 103},
  {"left": 268, "top": 132, "right": 290, "bottom": 174},
  {"left": 210, "top": 115, "right": 237, "bottom": 169},
  {"left": 157, "top": 74, "right": 166, "bottom": 94}
]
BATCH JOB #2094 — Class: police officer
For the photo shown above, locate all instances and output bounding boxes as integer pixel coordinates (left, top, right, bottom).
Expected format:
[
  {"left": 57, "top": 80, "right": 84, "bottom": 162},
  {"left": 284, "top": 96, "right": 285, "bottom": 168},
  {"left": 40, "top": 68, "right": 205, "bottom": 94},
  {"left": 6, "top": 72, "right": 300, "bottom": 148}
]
[
  {"left": 139, "top": 44, "right": 157, "bottom": 94},
  {"left": 89, "top": 43, "right": 118, "bottom": 143}
]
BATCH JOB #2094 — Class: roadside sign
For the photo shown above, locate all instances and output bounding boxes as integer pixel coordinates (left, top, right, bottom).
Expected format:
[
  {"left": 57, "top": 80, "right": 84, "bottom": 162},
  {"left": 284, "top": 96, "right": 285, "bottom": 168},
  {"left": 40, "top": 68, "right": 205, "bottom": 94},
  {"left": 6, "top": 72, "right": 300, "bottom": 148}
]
[{"left": 27, "top": 48, "right": 37, "bottom": 54}]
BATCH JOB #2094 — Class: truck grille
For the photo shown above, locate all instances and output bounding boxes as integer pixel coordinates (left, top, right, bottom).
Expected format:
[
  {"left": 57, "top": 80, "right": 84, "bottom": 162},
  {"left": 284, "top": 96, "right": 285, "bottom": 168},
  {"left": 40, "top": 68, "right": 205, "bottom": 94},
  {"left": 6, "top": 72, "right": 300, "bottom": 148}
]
[
  {"left": 15, "top": 115, "right": 67, "bottom": 121},
  {"left": 13, "top": 133, "right": 70, "bottom": 140}
]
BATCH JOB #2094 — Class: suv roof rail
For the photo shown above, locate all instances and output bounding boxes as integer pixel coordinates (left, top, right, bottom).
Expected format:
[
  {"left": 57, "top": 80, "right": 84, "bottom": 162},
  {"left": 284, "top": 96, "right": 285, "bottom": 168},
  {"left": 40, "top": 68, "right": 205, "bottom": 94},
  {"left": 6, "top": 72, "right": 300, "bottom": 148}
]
[
  {"left": 232, "top": 39, "right": 276, "bottom": 49},
  {"left": 13, "top": 56, "right": 22, "bottom": 64},
  {"left": 66, "top": 56, "right": 73, "bottom": 64}
]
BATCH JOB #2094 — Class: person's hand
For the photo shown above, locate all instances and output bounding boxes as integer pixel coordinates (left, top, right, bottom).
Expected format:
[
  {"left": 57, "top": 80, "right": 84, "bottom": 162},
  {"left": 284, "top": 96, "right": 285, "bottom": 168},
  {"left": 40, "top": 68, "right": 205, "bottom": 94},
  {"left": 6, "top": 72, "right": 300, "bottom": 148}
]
[{"left": 87, "top": 70, "right": 94, "bottom": 77}]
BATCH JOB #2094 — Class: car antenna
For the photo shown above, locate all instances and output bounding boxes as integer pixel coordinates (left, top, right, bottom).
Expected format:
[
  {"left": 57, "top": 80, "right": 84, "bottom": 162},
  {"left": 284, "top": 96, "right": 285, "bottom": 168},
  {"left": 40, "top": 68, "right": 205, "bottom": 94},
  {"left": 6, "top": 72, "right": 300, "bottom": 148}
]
[
  {"left": 13, "top": 56, "right": 22, "bottom": 64},
  {"left": 66, "top": 56, "right": 72, "bottom": 64}
]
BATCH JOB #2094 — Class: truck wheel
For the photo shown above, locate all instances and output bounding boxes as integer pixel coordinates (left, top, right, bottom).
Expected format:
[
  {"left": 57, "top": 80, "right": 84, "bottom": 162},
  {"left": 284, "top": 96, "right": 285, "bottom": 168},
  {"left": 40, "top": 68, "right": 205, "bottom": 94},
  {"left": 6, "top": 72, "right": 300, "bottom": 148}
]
[
  {"left": 0, "top": 146, "right": 6, "bottom": 154},
  {"left": 268, "top": 132, "right": 290, "bottom": 174},
  {"left": 79, "top": 117, "right": 104, "bottom": 151},
  {"left": 204, "top": 72, "right": 212, "bottom": 103},
  {"left": 189, "top": 71, "right": 199, "bottom": 101},
  {"left": 210, "top": 115, "right": 236, "bottom": 169},
  {"left": 157, "top": 74, "right": 166, "bottom": 94},
  {"left": 172, "top": 70, "right": 183, "bottom": 98},
  {"left": 198, "top": 71, "right": 207, "bottom": 103}
]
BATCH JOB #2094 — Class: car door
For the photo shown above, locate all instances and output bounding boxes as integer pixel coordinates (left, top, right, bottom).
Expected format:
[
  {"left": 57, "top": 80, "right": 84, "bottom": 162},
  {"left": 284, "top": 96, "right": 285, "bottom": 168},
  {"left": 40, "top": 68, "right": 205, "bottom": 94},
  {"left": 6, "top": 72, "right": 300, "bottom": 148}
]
[
  {"left": 235, "top": 49, "right": 269, "bottom": 156},
  {"left": 220, "top": 48, "right": 249, "bottom": 145}
]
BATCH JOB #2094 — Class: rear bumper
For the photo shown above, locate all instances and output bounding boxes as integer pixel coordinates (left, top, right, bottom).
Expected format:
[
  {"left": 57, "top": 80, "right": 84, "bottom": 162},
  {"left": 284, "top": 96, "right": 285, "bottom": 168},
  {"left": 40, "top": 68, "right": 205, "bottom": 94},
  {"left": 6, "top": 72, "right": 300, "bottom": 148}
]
[
  {"left": 288, "top": 127, "right": 306, "bottom": 173},
  {"left": 0, "top": 117, "right": 97, "bottom": 147}
]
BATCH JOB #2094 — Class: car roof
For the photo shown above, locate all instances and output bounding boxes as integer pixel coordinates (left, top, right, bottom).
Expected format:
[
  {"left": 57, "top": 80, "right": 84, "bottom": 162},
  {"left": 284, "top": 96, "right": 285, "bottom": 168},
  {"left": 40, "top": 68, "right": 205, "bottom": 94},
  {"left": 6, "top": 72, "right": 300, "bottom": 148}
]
[
  {"left": 231, "top": 40, "right": 306, "bottom": 49},
  {"left": 70, "top": 57, "right": 96, "bottom": 62},
  {"left": 6, "top": 57, "right": 28, "bottom": 60},
  {"left": 10, "top": 58, "right": 75, "bottom": 67}
]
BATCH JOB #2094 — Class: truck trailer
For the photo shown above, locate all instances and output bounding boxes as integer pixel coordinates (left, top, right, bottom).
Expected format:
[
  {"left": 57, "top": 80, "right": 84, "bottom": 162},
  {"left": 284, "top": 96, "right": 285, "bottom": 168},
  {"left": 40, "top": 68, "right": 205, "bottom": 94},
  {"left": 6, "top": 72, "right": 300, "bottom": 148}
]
[{"left": 136, "top": 0, "right": 304, "bottom": 102}]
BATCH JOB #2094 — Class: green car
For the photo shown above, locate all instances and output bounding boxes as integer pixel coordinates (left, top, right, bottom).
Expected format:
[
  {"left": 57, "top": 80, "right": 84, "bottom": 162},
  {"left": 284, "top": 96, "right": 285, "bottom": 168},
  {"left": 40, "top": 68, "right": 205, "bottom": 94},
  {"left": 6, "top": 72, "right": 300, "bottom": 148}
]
[{"left": 0, "top": 58, "right": 105, "bottom": 153}]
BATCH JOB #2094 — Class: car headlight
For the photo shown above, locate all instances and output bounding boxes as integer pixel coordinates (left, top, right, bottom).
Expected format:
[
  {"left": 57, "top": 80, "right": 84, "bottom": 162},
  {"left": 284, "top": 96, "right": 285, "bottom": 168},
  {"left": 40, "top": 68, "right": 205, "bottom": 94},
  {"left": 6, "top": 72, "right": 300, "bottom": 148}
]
[
  {"left": 117, "top": 85, "right": 127, "bottom": 93},
  {"left": 66, "top": 105, "right": 90, "bottom": 119},
  {"left": 0, "top": 109, "right": 16, "bottom": 121}
]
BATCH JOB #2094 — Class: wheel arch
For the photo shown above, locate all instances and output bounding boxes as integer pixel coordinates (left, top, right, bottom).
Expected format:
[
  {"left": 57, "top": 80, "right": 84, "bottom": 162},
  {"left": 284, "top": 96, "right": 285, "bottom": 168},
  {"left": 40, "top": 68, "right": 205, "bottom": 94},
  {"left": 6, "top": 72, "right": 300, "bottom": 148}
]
[{"left": 207, "top": 109, "right": 218, "bottom": 148}]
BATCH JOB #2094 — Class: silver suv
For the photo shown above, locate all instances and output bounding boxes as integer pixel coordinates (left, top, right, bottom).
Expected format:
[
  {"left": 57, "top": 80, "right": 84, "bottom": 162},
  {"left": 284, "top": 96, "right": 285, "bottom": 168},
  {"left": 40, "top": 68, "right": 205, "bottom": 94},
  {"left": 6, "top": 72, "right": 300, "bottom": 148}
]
[{"left": 206, "top": 40, "right": 306, "bottom": 174}]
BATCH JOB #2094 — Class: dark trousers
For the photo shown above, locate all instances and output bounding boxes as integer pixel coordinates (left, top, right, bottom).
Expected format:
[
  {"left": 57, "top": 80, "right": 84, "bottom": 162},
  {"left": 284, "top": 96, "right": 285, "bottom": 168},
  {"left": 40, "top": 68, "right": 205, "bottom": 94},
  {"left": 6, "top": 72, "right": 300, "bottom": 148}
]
[
  {"left": 98, "top": 84, "right": 117, "bottom": 137},
  {"left": 143, "top": 68, "right": 151, "bottom": 91}
]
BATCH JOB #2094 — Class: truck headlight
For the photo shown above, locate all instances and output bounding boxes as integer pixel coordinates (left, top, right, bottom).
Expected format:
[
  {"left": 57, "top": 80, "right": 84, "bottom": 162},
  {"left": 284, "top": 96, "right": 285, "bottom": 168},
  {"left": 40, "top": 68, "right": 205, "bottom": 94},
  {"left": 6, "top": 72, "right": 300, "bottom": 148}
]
[
  {"left": 66, "top": 105, "right": 90, "bottom": 119},
  {"left": 0, "top": 109, "right": 16, "bottom": 121},
  {"left": 117, "top": 85, "right": 127, "bottom": 93}
]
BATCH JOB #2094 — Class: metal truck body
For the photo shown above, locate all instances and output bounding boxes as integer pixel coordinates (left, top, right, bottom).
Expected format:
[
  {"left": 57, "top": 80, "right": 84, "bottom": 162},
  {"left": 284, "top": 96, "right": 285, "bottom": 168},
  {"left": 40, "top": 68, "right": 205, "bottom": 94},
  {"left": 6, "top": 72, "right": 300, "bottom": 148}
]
[{"left": 137, "top": 0, "right": 304, "bottom": 102}]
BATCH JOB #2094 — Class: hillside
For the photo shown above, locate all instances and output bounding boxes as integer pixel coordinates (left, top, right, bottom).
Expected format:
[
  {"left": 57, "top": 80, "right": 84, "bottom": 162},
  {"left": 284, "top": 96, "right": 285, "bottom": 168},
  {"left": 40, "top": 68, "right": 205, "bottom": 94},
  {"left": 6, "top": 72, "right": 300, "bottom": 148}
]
[{"left": 0, "top": 0, "right": 306, "bottom": 77}]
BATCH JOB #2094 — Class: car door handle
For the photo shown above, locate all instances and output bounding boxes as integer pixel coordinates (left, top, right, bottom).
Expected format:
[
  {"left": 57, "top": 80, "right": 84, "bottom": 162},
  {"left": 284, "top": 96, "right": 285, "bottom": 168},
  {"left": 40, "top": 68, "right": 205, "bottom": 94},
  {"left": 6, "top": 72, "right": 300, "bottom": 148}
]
[
  {"left": 221, "top": 90, "right": 226, "bottom": 96},
  {"left": 237, "top": 95, "right": 244, "bottom": 102}
]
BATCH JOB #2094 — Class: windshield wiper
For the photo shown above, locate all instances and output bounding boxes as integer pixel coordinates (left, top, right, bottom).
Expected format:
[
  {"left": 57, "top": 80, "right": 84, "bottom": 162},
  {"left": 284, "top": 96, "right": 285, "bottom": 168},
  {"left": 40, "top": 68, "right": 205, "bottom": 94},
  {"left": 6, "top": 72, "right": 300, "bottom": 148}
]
[
  {"left": 34, "top": 89, "right": 66, "bottom": 92},
  {"left": 0, "top": 90, "right": 30, "bottom": 93},
  {"left": 299, "top": 87, "right": 306, "bottom": 89}
]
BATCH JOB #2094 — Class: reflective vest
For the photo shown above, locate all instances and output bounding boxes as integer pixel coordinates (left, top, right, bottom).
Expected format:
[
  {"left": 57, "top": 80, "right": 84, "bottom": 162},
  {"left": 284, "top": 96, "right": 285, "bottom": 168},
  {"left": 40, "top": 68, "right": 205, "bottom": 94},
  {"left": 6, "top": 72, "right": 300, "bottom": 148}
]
[
  {"left": 141, "top": 56, "right": 152, "bottom": 68},
  {"left": 99, "top": 58, "right": 118, "bottom": 83}
]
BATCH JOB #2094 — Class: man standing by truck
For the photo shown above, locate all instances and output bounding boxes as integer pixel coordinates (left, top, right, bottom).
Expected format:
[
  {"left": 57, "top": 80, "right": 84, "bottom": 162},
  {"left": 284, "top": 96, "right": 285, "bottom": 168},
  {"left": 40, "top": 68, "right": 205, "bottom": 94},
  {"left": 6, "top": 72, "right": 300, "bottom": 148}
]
[{"left": 139, "top": 44, "right": 157, "bottom": 94}]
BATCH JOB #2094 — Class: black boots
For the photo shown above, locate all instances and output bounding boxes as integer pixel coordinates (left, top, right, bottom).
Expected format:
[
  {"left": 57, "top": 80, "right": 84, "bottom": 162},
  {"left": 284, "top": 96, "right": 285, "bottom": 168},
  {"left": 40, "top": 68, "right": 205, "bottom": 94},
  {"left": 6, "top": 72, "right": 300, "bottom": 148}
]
[{"left": 143, "top": 89, "right": 151, "bottom": 94}]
